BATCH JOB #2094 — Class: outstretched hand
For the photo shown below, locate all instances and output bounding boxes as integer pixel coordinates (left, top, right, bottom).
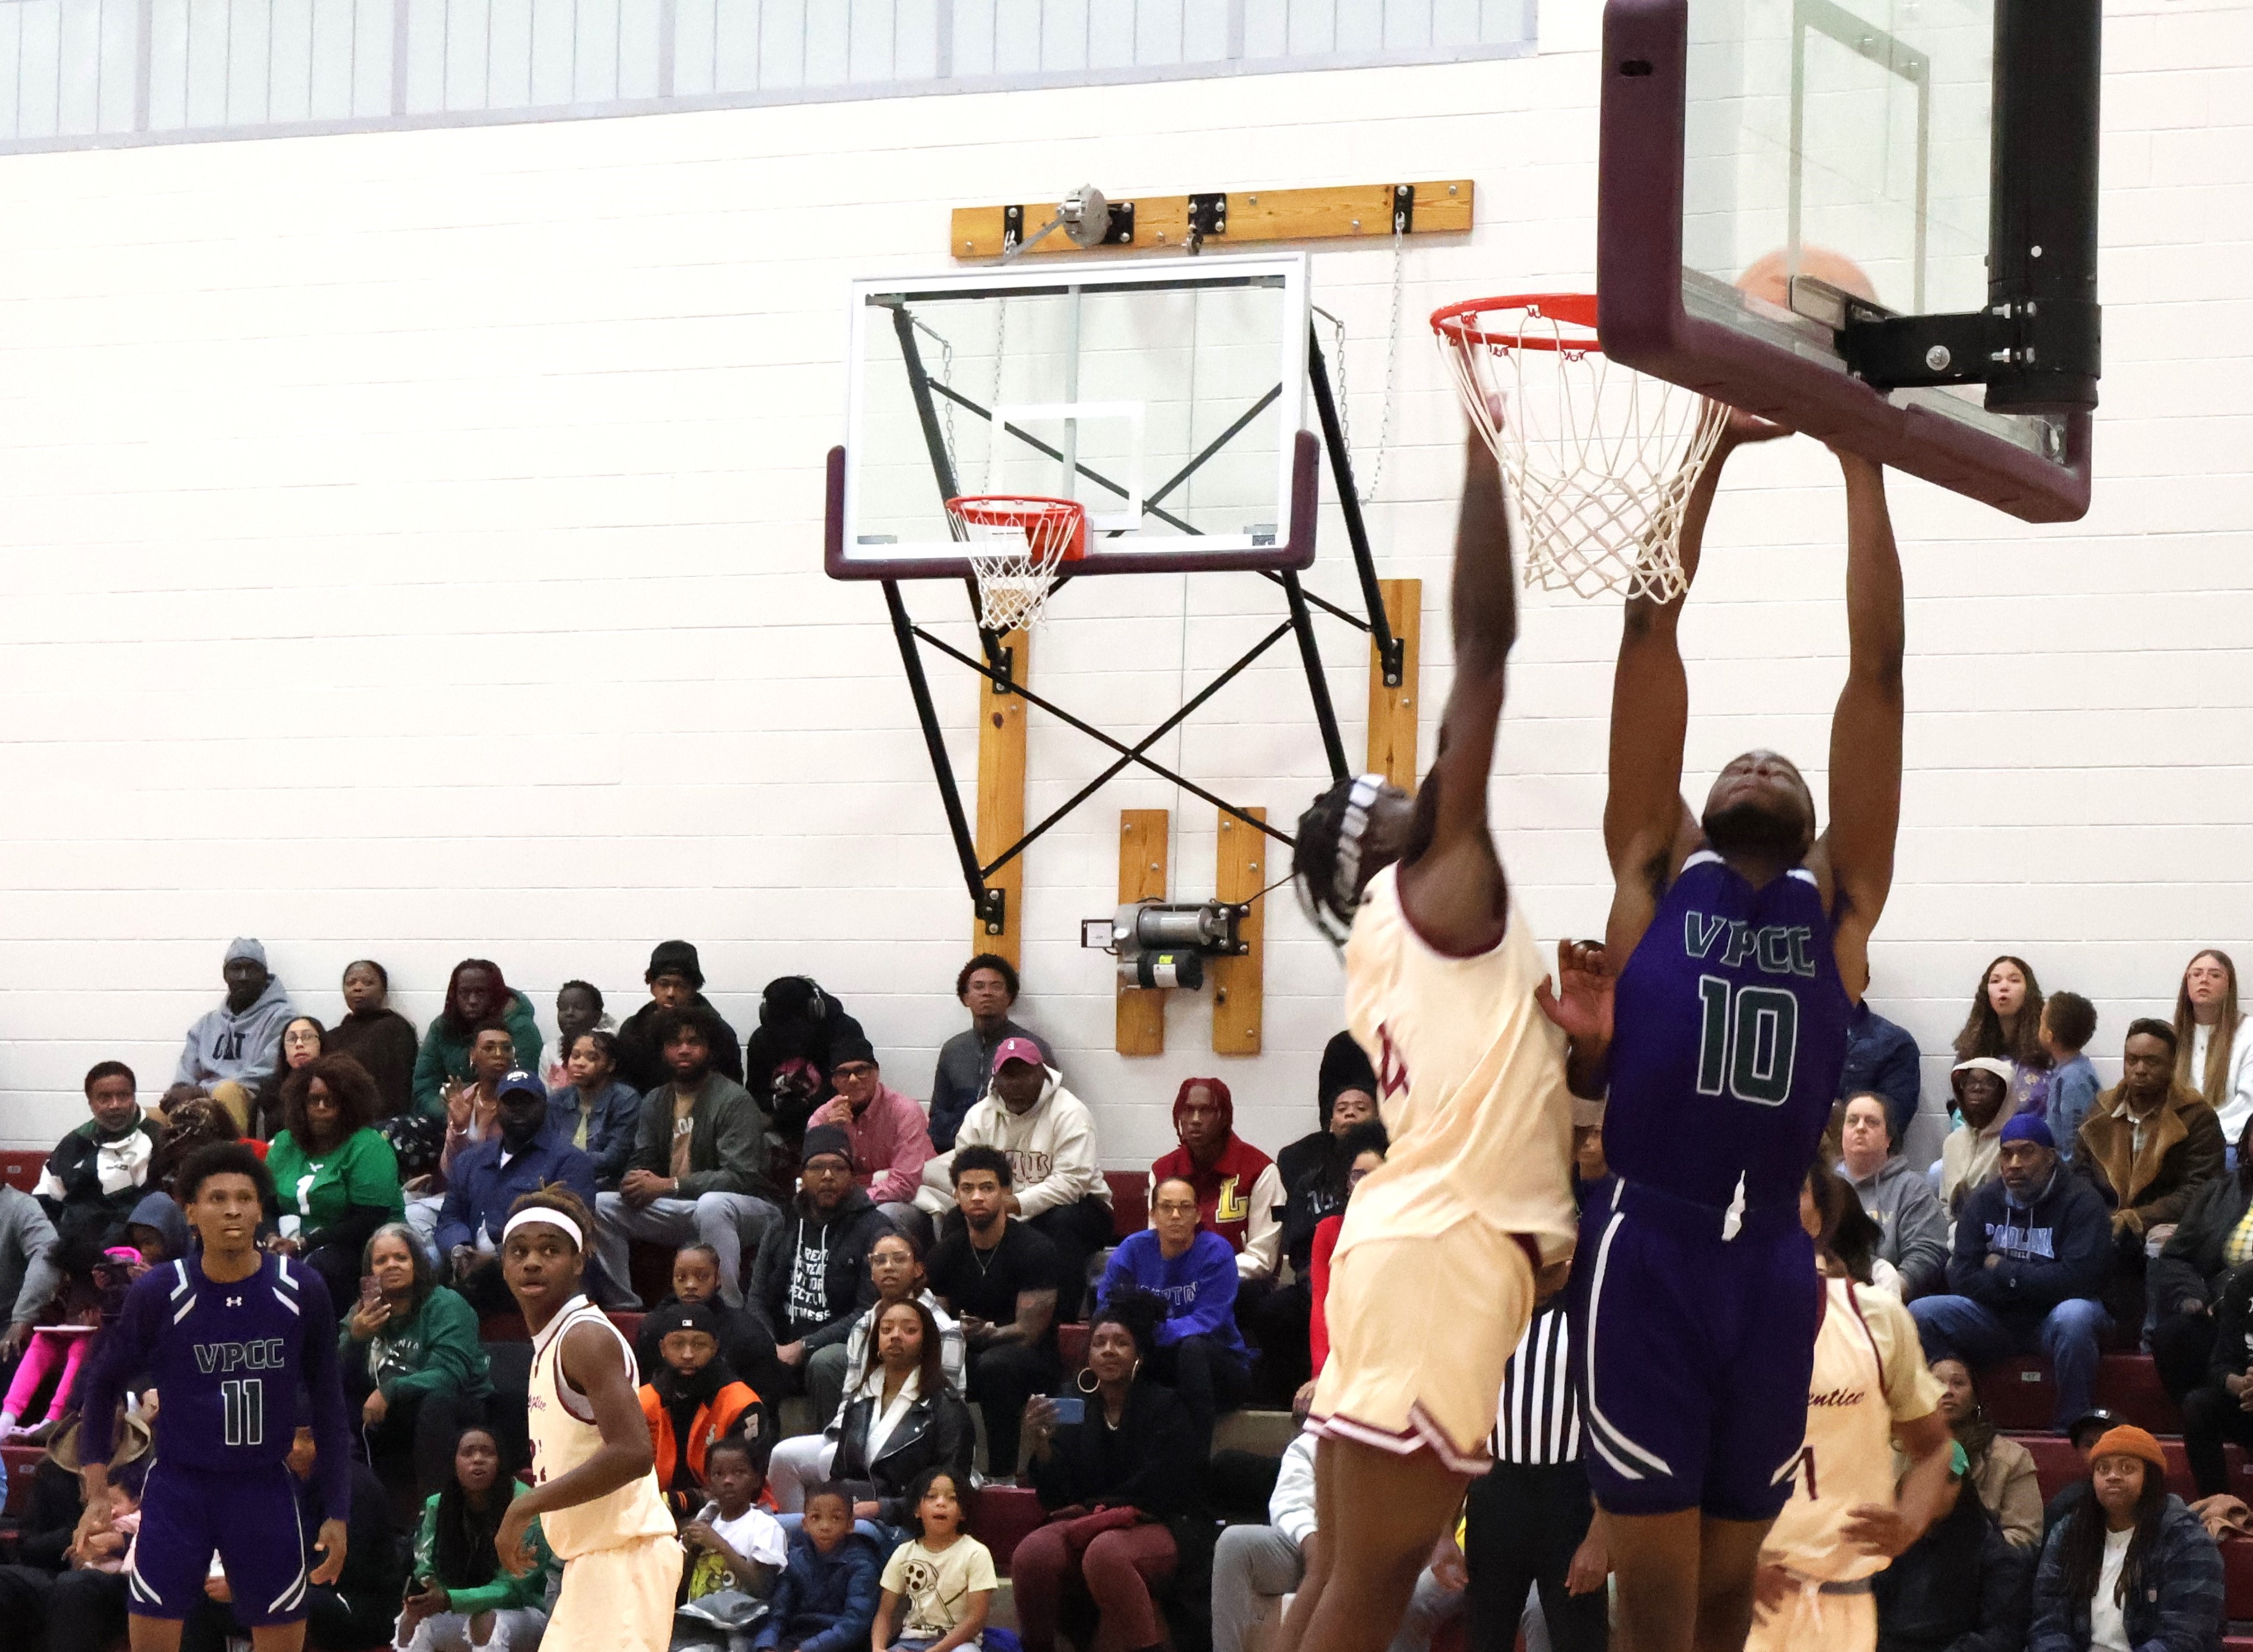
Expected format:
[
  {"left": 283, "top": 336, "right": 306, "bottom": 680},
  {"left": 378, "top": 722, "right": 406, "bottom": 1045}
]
[
  {"left": 1714, "top": 401, "right": 1792, "bottom": 449},
  {"left": 1535, "top": 940, "right": 1614, "bottom": 1046},
  {"left": 309, "top": 1519, "right": 349, "bottom": 1586}
]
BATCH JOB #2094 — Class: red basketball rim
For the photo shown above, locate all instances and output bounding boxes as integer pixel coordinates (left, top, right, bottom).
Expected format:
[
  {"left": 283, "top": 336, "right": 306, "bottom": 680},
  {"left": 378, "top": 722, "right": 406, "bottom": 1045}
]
[{"left": 1430, "top": 293, "right": 1603, "bottom": 354}]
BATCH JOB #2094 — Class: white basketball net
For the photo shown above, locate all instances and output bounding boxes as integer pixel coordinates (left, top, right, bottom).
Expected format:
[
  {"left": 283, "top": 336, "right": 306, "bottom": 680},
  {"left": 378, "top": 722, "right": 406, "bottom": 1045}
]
[
  {"left": 945, "top": 496, "right": 1086, "bottom": 632},
  {"left": 1435, "top": 296, "right": 1728, "bottom": 603}
]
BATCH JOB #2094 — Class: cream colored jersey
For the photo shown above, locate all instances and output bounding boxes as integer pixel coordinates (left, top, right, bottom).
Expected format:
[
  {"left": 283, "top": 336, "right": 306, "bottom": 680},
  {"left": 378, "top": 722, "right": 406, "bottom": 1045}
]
[
  {"left": 527, "top": 1295, "right": 675, "bottom": 1560},
  {"left": 1764, "top": 1276, "right": 1945, "bottom": 1584},
  {"left": 1340, "top": 862, "right": 1579, "bottom": 1262}
]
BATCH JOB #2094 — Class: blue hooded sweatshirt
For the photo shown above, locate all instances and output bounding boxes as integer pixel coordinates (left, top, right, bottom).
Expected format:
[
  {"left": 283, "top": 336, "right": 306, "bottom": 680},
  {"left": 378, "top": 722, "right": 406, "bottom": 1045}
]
[
  {"left": 753, "top": 1525, "right": 881, "bottom": 1652},
  {"left": 1098, "top": 1228, "right": 1247, "bottom": 1358}
]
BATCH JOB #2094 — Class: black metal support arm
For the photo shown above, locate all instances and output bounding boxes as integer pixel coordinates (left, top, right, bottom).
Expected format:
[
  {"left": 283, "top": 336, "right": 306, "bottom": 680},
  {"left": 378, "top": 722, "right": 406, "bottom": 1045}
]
[{"left": 1307, "top": 326, "right": 1406, "bottom": 687}]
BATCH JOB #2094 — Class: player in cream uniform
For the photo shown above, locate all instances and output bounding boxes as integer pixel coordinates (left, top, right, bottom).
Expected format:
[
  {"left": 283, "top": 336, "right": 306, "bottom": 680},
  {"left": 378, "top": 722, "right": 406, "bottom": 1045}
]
[
  {"left": 495, "top": 1188, "right": 682, "bottom": 1652},
  {"left": 1280, "top": 432, "right": 1612, "bottom": 1652},
  {"left": 1749, "top": 1168, "right": 1956, "bottom": 1652}
]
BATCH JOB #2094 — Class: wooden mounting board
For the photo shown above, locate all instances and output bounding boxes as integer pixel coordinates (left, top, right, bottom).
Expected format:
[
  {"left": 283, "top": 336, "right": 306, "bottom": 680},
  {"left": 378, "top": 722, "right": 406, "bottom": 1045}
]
[
  {"left": 1367, "top": 579, "right": 1421, "bottom": 791},
  {"left": 1210, "top": 807, "right": 1267, "bottom": 1056},
  {"left": 973, "top": 628, "right": 1030, "bottom": 964},
  {"left": 950, "top": 180, "right": 1473, "bottom": 260}
]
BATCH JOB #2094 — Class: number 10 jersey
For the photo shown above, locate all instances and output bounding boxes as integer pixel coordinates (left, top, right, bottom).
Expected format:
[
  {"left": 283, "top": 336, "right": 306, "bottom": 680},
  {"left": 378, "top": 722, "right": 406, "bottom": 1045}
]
[{"left": 1603, "top": 850, "right": 1852, "bottom": 1221}]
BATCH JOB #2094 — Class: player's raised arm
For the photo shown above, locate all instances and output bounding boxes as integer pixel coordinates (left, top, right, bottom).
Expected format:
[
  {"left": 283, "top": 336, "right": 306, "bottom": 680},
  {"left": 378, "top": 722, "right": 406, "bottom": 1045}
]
[
  {"left": 1814, "top": 452, "right": 1904, "bottom": 1000},
  {"left": 1394, "top": 434, "right": 1518, "bottom": 954}
]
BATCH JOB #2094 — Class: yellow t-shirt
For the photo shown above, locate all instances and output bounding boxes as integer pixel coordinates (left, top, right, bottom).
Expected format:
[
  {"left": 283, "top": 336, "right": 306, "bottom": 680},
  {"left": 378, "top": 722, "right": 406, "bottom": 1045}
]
[{"left": 881, "top": 1535, "right": 998, "bottom": 1642}]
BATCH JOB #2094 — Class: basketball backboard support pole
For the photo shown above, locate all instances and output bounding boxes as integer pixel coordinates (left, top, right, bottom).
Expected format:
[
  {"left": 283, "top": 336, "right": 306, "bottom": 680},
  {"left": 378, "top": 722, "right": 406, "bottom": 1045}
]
[{"left": 829, "top": 259, "right": 1402, "bottom": 935}]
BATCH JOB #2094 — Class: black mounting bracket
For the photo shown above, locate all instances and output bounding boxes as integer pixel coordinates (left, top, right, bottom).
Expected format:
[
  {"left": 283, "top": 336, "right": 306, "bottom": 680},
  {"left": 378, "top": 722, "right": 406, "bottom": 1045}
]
[
  {"left": 1186, "top": 193, "right": 1227, "bottom": 255},
  {"left": 1390, "top": 183, "right": 1414, "bottom": 234},
  {"left": 1001, "top": 203, "right": 1024, "bottom": 255},
  {"left": 1834, "top": 295, "right": 2101, "bottom": 407},
  {"left": 974, "top": 886, "right": 1007, "bottom": 936}
]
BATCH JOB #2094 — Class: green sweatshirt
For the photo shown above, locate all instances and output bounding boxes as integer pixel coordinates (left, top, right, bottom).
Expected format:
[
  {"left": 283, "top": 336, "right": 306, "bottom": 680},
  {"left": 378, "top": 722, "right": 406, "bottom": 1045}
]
[
  {"left": 264, "top": 1126, "right": 405, "bottom": 1241},
  {"left": 410, "top": 1480, "right": 556, "bottom": 1615},
  {"left": 412, "top": 991, "right": 545, "bottom": 1118},
  {"left": 341, "top": 1283, "right": 493, "bottom": 1403}
]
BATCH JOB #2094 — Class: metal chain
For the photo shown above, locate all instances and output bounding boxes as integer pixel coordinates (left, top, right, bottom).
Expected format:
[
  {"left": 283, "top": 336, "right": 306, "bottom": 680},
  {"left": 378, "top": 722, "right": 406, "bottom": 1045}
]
[{"left": 1311, "top": 224, "right": 1407, "bottom": 506}]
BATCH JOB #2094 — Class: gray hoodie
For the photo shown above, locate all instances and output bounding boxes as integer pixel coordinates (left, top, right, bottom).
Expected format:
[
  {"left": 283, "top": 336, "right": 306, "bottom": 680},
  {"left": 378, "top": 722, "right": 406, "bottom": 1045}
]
[
  {"left": 174, "top": 975, "right": 297, "bottom": 1093},
  {"left": 126, "top": 1189, "right": 190, "bottom": 1261},
  {"left": 1848, "top": 1153, "right": 1951, "bottom": 1297},
  {"left": 0, "top": 1186, "right": 61, "bottom": 1330}
]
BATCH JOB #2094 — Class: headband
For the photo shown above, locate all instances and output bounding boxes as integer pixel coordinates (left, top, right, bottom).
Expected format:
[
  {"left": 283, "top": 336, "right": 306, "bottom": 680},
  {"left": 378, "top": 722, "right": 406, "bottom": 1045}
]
[
  {"left": 1331, "top": 773, "right": 1390, "bottom": 903},
  {"left": 502, "top": 1207, "right": 584, "bottom": 1250}
]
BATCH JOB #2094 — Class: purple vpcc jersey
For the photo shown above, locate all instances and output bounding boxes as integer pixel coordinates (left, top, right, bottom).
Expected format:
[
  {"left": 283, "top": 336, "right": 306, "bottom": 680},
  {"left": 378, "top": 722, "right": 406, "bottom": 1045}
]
[{"left": 1603, "top": 851, "right": 1852, "bottom": 1219}]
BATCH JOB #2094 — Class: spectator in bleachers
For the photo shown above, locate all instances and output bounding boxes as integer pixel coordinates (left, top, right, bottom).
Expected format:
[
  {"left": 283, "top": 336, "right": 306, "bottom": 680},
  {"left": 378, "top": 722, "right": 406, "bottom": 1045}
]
[
  {"left": 123, "top": 1190, "right": 186, "bottom": 1266},
  {"left": 1871, "top": 1466, "right": 2034, "bottom": 1652},
  {"left": 264, "top": 1053, "right": 406, "bottom": 1315},
  {"left": 541, "top": 978, "right": 613, "bottom": 1093},
  {"left": 250, "top": 1014, "right": 326, "bottom": 1139},
  {"left": 2175, "top": 950, "right": 2253, "bottom": 1152},
  {"left": 2043, "top": 991, "right": 2104, "bottom": 1166},
  {"left": 147, "top": 1090, "right": 243, "bottom": 1197},
  {"left": 1955, "top": 953, "right": 2054, "bottom": 1127},
  {"left": 1276, "top": 1030, "right": 1379, "bottom": 1195},
  {"left": 342, "top": 1221, "right": 491, "bottom": 1524},
  {"left": 639, "top": 1301, "right": 763, "bottom": 1518},
  {"left": 2178, "top": 1257, "right": 2253, "bottom": 1499},
  {"left": 634, "top": 1242, "right": 777, "bottom": 1394},
  {"left": 411, "top": 958, "right": 542, "bottom": 1116},
  {"left": 870, "top": 1469, "right": 999, "bottom": 1652},
  {"left": 437, "top": 1069, "right": 598, "bottom": 1313},
  {"left": 918, "top": 1040, "right": 1113, "bottom": 1313},
  {"left": 745, "top": 1124, "right": 888, "bottom": 1398},
  {"left": 1256, "top": 1049, "right": 1382, "bottom": 1398},
  {"left": 595, "top": 1004, "right": 781, "bottom": 1310},
  {"left": 824, "top": 1300, "right": 974, "bottom": 1537},
  {"left": 1146, "top": 1077, "right": 1284, "bottom": 1294},
  {"left": 2073, "top": 1017, "right": 2226, "bottom": 1326},
  {"left": 1912, "top": 1114, "right": 2114, "bottom": 1431},
  {"left": 2028, "top": 1424, "right": 2225, "bottom": 1652},
  {"left": 1013, "top": 1292, "right": 1203, "bottom": 1652},
  {"left": 928, "top": 954, "right": 1053, "bottom": 1153},
  {"left": 0, "top": 1180, "right": 60, "bottom": 1371},
  {"left": 2150, "top": 1112, "right": 2253, "bottom": 1404},
  {"left": 1462, "top": 1299, "right": 1608, "bottom": 1652},
  {"left": 37, "top": 1061, "right": 158, "bottom": 1253},
  {"left": 1841, "top": 1091, "right": 1950, "bottom": 1298},
  {"left": 439, "top": 1021, "right": 518, "bottom": 1180},
  {"left": 545, "top": 1029, "right": 643, "bottom": 1190},
  {"left": 396, "top": 1424, "right": 558, "bottom": 1652},
  {"left": 805, "top": 1034, "right": 935, "bottom": 1243},
  {"left": 173, "top": 937, "right": 298, "bottom": 1133},
  {"left": 328, "top": 958, "right": 418, "bottom": 1118},
  {"left": 614, "top": 941, "right": 743, "bottom": 1095},
  {"left": 1842, "top": 994, "right": 1925, "bottom": 1150},
  {"left": 2045, "top": 1411, "right": 2123, "bottom": 1538},
  {"left": 744, "top": 975, "right": 869, "bottom": 1149},
  {"left": 1306, "top": 1122, "right": 1391, "bottom": 1392},
  {"left": 1098, "top": 1175, "right": 1250, "bottom": 1435},
  {"left": 677, "top": 1434, "right": 787, "bottom": 1616},
  {"left": 0, "top": 1408, "right": 152, "bottom": 1649},
  {"left": 753, "top": 1484, "right": 883, "bottom": 1652},
  {"left": 1933, "top": 1356, "right": 2044, "bottom": 1550},
  {"left": 1942, "top": 1057, "right": 2021, "bottom": 1217},
  {"left": 814, "top": 1229, "right": 961, "bottom": 1442},
  {"left": 925, "top": 1146, "right": 1060, "bottom": 1487}
]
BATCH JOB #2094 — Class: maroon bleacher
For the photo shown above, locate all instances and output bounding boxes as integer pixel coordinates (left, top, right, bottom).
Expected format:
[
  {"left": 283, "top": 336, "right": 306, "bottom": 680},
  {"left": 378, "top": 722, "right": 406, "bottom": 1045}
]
[
  {"left": 0, "top": 1153, "right": 42, "bottom": 1195},
  {"left": 1980, "top": 1352, "right": 2185, "bottom": 1434}
]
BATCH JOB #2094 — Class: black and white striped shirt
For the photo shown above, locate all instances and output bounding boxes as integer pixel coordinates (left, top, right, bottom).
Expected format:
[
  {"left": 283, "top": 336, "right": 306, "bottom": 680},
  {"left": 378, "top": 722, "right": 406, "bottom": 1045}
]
[{"left": 1492, "top": 1301, "right": 1581, "bottom": 1466}]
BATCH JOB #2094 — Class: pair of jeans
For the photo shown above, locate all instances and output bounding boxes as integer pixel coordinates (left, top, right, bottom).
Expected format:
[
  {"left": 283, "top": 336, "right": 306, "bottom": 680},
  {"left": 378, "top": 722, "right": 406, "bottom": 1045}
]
[
  {"left": 593, "top": 1191, "right": 781, "bottom": 1308},
  {"left": 1908, "top": 1293, "right": 2111, "bottom": 1429}
]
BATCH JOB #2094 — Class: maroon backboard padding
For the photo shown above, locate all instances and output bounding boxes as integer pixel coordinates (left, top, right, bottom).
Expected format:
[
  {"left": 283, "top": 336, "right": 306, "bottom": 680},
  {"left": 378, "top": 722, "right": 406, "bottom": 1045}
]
[
  {"left": 824, "top": 428, "right": 1322, "bottom": 581},
  {"left": 1598, "top": 0, "right": 2092, "bottom": 523}
]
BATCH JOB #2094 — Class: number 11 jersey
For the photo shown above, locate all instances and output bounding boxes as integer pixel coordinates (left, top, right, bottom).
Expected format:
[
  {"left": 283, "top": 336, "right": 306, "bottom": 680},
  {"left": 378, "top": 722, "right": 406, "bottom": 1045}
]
[{"left": 1604, "top": 850, "right": 1852, "bottom": 1220}]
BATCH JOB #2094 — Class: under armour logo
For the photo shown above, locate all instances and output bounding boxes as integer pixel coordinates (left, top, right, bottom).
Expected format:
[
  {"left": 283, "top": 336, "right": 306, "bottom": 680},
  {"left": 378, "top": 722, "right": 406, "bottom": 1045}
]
[{"left": 224, "top": 1296, "right": 242, "bottom": 1308}]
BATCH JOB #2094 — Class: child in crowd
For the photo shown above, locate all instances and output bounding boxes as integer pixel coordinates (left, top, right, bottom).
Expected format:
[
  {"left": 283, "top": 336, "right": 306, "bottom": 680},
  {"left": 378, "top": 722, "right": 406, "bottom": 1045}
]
[
  {"left": 72, "top": 1458, "right": 147, "bottom": 1573},
  {"left": 872, "top": 1468, "right": 1011, "bottom": 1652},
  {"left": 2043, "top": 990, "right": 2104, "bottom": 1163},
  {"left": 0, "top": 1244, "right": 137, "bottom": 1440},
  {"left": 636, "top": 1243, "right": 775, "bottom": 1388},
  {"left": 640, "top": 1302, "right": 765, "bottom": 1518},
  {"left": 753, "top": 1484, "right": 881, "bottom": 1652},
  {"left": 673, "top": 1437, "right": 789, "bottom": 1652}
]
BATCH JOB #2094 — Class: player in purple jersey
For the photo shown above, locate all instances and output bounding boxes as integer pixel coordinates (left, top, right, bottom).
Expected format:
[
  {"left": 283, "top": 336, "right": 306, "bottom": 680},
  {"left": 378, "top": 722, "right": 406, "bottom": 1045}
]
[
  {"left": 1576, "top": 416, "right": 1904, "bottom": 1652},
  {"left": 72, "top": 1142, "right": 354, "bottom": 1652}
]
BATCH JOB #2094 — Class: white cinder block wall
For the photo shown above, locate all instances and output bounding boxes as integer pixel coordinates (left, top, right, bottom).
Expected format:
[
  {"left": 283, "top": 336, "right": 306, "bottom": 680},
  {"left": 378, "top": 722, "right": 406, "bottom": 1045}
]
[{"left": 0, "top": 0, "right": 2246, "bottom": 1168}]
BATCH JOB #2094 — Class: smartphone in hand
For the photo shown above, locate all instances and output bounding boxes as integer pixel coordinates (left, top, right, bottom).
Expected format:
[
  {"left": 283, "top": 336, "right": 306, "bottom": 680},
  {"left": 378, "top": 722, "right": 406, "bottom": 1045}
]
[{"left": 1051, "top": 1395, "right": 1086, "bottom": 1427}]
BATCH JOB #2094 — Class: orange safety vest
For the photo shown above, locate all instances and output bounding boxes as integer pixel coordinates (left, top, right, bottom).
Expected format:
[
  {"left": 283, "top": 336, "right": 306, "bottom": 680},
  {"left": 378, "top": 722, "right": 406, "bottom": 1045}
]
[{"left": 639, "top": 1379, "right": 762, "bottom": 1496}]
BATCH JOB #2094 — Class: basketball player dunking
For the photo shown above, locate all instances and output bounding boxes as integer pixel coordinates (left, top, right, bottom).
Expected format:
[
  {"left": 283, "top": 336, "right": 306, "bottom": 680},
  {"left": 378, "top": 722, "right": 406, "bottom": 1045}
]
[
  {"left": 72, "top": 1142, "right": 354, "bottom": 1652},
  {"left": 495, "top": 1186, "right": 683, "bottom": 1651},
  {"left": 1574, "top": 416, "right": 1904, "bottom": 1652},
  {"left": 1279, "top": 431, "right": 1612, "bottom": 1652}
]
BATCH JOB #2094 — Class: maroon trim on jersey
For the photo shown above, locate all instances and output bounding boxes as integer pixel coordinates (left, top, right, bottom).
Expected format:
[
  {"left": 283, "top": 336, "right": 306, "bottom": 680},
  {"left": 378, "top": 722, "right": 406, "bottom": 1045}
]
[
  {"left": 549, "top": 1306, "right": 603, "bottom": 1424},
  {"left": 1392, "top": 866, "right": 1512, "bottom": 961}
]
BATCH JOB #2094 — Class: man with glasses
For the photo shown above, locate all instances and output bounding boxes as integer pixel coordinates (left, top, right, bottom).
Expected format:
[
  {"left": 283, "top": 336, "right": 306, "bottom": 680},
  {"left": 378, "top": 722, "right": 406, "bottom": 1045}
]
[
  {"left": 745, "top": 1125, "right": 891, "bottom": 1400},
  {"left": 806, "top": 1034, "right": 935, "bottom": 1247}
]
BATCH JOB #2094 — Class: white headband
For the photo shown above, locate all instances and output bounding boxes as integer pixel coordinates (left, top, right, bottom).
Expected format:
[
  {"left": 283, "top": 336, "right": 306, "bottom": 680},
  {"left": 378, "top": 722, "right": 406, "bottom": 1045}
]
[
  {"left": 502, "top": 1207, "right": 584, "bottom": 1250},
  {"left": 1332, "top": 773, "right": 1391, "bottom": 899}
]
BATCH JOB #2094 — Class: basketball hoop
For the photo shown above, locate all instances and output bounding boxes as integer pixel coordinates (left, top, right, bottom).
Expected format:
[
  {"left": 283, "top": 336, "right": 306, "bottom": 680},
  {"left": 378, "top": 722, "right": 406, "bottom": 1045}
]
[
  {"left": 1432, "top": 294, "right": 1728, "bottom": 603},
  {"left": 945, "top": 495, "right": 1088, "bottom": 632}
]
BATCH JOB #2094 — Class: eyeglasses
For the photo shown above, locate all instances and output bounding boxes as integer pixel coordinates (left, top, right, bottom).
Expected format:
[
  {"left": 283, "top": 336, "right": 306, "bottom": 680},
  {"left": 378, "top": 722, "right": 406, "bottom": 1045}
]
[{"left": 833, "top": 1063, "right": 877, "bottom": 1080}]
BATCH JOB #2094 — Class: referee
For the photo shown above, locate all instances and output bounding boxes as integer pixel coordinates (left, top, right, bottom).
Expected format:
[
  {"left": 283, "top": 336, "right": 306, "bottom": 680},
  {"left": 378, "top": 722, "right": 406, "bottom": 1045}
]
[{"left": 1465, "top": 1296, "right": 1608, "bottom": 1652}]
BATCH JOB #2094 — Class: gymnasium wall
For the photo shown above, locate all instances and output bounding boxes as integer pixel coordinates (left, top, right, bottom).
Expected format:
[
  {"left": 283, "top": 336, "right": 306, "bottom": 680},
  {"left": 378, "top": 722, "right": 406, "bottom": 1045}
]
[{"left": 0, "top": 0, "right": 2244, "bottom": 1166}]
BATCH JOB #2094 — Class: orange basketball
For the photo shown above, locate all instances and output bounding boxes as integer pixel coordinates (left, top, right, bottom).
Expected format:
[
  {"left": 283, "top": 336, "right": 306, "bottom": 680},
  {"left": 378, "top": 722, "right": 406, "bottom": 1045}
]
[{"left": 1736, "top": 246, "right": 1879, "bottom": 308}]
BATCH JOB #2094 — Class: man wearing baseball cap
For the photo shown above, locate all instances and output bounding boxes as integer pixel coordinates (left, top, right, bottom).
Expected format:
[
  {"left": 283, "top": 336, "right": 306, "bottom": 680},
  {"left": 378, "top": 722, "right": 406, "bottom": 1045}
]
[
  {"left": 917, "top": 1040, "right": 1113, "bottom": 1315},
  {"left": 745, "top": 1124, "right": 892, "bottom": 1402},
  {"left": 1911, "top": 1113, "right": 2115, "bottom": 1429},
  {"left": 436, "top": 1070, "right": 600, "bottom": 1313}
]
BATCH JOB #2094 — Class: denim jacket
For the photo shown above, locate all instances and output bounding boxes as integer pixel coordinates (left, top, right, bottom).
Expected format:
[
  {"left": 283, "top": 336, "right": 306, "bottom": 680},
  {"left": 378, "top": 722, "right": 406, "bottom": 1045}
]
[{"left": 544, "top": 1079, "right": 644, "bottom": 1189}]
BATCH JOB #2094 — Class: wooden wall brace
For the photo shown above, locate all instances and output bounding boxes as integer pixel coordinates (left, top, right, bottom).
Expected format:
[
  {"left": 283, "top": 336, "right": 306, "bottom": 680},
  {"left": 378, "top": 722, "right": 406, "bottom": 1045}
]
[
  {"left": 1116, "top": 809, "right": 1169, "bottom": 1055},
  {"left": 973, "top": 628, "right": 1031, "bottom": 965},
  {"left": 1367, "top": 579, "right": 1421, "bottom": 790},
  {"left": 1210, "top": 807, "right": 1267, "bottom": 1056},
  {"left": 951, "top": 180, "right": 1473, "bottom": 260}
]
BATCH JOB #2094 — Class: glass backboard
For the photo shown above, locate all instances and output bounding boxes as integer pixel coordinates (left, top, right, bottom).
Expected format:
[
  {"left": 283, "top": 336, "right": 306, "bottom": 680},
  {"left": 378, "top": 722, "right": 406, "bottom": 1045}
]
[
  {"left": 1599, "top": 0, "right": 2093, "bottom": 522},
  {"left": 827, "top": 255, "right": 1317, "bottom": 581}
]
